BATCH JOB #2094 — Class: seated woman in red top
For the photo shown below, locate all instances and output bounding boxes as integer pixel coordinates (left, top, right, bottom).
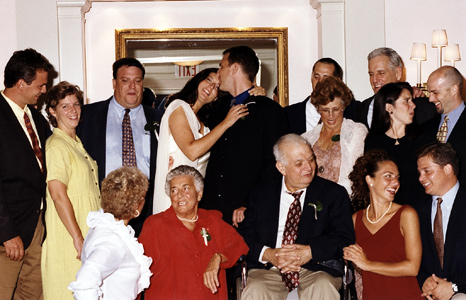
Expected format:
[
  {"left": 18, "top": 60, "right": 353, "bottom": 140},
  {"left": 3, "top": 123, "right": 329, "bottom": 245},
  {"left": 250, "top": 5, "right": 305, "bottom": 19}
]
[
  {"left": 139, "top": 165, "right": 248, "bottom": 300},
  {"left": 343, "top": 149, "right": 423, "bottom": 300}
]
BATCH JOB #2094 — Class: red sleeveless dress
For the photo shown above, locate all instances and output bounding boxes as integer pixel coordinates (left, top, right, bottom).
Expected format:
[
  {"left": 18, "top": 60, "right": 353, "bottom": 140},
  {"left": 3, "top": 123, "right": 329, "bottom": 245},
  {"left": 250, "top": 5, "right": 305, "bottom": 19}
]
[{"left": 355, "top": 205, "right": 423, "bottom": 300}]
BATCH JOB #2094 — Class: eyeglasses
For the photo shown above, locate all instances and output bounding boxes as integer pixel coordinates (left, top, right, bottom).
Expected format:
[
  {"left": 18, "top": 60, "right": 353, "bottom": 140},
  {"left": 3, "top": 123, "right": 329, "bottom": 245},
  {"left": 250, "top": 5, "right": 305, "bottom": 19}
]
[{"left": 319, "top": 107, "right": 343, "bottom": 116}]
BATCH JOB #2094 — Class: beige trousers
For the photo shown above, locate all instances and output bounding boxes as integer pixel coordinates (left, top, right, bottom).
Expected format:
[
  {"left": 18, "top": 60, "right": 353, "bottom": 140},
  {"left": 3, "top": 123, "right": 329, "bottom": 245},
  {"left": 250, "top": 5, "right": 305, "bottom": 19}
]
[
  {"left": 241, "top": 268, "right": 341, "bottom": 300},
  {"left": 0, "top": 213, "right": 44, "bottom": 300}
]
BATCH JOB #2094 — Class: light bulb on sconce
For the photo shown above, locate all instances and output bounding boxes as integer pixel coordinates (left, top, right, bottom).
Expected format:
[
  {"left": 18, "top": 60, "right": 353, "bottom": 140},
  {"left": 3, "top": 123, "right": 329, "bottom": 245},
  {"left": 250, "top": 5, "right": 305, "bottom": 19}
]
[
  {"left": 444, "top": 44, "right": 461, "bottom": 67},
  {"left": 410, "top": 43, "right": 426, "bottom": 87},
  {"left": 432, "top": 29, "right": 448, "bottom": 68}
]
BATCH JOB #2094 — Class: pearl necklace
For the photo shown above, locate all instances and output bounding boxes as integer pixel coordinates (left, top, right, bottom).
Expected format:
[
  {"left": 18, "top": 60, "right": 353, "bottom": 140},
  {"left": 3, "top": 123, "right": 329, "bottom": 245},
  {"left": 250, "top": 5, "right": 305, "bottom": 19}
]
[
  {"left": 176, "top": 214, "right": 198, "bottom": 223},
  {"left": 366, "top": 202, "right": 392, "bottom": 224}
]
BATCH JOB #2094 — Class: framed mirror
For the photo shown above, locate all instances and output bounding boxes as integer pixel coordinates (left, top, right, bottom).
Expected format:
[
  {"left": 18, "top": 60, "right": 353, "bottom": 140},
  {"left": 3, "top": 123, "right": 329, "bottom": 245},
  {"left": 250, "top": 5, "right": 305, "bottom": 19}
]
[{"left": 115, "top": 27, "right": 288, "bottom": 106}]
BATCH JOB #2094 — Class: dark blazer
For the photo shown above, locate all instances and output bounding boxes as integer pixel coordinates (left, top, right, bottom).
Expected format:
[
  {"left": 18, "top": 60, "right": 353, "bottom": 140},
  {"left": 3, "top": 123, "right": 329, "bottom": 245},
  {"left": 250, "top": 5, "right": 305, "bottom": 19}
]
[
  {"left": 77, "top": 97, "right": 158, "bottom": 234},
  {"left": 241, "top": 176, "right": 355, "bottom": 276},
  {"left": 417, "top": 186, "right": 466, "bottom": 289},
  {"left": 0, "top": 94, "right": 48, "bottom": 248},
  {"left": 285, "top": 96, "right": 360, "bottom": 135},
  {"left": 353, "top": 95, "right": 437, "bottom": 128},
  {"left": 424, "top": 109, "right": 466, "bottom": 186},
  {"left": 200, "top": 95, "right": 288, "bottom": 224}
]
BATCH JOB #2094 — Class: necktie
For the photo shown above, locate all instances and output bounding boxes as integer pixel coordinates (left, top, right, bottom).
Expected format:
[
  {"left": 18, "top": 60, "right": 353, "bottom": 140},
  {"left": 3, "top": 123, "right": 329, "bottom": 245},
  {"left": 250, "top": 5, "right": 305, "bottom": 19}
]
[
  {"left": 281, "top": 190, "right": 304, "bottom": 292},
  {"left": 23, "top": 112, "right": 43, "bottom": 172},
  {"left": 122, "top": 109, "right": 137, "bottom": 167},
  {"left": 433, "top": 197, "right": 444, "bottom": 269},
  {"left": 436, "top": 115, "right": 449, "bottom": 143}
]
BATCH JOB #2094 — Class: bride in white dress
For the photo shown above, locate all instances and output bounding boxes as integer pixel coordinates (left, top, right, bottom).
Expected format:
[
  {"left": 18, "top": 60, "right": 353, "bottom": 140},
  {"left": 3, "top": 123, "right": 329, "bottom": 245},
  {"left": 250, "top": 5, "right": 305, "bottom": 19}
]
[{"left": 153, "top": 68, "right": 249, "bottom": 214}]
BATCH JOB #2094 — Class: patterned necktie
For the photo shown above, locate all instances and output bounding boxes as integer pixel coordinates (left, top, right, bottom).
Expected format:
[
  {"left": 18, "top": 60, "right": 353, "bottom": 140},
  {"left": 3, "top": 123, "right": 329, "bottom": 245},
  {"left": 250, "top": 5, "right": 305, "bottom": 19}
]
[
  {"left": 23, "top": 112, "right": 43, "bottom": 172},
  {"left": 433, "top": 197, "right": 444, "bottom": 269},
  {"left": 436, "top": 115, "right": 449, "bottom": 143},
  {"left": 122, "top": 109, "right": 137, "bottom": 166},
  {"left": 281, "top": 190, "right": 304, "bottom": 292}
]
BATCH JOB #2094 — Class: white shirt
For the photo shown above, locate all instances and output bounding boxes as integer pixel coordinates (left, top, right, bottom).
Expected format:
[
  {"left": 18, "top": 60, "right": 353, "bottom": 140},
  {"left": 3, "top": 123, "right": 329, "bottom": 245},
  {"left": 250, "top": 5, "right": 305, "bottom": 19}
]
[
  {"left": 431, "top": 181, "right": 459, "bottom": 242},
  {"left": 259, "top": 178, "right": 306, "bottom": 263},
  {"left": 105, "top": 97, "right": 151, "bottom": 179},
  {"left": 2, "top": 90, "right": 43, "bottom": 169},
  {"left": 305, "top": 97, "right": 321, "bottom": 131},
  {"left": 367, "top": 97, "right": 374, "bottom": 128},
  {"left": 68, "top": 210, "right": 152, "bottom": 300}
]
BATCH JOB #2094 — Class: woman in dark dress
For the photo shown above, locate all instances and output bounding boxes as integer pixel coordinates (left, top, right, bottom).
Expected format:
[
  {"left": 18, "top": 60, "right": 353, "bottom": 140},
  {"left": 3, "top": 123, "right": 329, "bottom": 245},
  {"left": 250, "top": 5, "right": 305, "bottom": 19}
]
[
  {"left": 364, "top": 82, "right": 435, "bottom": 210},
  {"left": 344, "top": 150, "right": 423, "bottom": 300}
]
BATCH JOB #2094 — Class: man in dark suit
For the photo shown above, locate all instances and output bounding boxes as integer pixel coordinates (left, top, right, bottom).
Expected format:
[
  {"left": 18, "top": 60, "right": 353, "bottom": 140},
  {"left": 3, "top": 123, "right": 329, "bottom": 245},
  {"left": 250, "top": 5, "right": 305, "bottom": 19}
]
[
  {"left": 417, "top": 143, "right": 466, "bottom": 300},
  {"left": 354, "top": 47, "right": 437, "bottom": 128},
  {"left": 241, "top": 134, "right": 354, "bottom": 299},
  {"left": 424, "top": 66, "right": 466, "bottom": 186},
  {"left": 285, "top": 58, "right": 344, "bottom": 134},
  {"left": 0, "top": 49, "right": 53, "bottom": 300},
  {"left": 201, "top": 46, "right": 288, "bottom": 226},
  {"left": 77, "top": 58, "right": 157, "bottom": 235}
]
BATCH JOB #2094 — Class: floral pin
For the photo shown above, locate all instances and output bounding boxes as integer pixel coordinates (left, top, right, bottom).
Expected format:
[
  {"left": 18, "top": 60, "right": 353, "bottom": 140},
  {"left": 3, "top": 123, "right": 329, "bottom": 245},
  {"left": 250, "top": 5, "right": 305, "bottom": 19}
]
[
  {"left": 144, "top": 121, "right": 159, "bottom": 131},
  {"left": 308, "top": 200, "right": 323, "bottom": 220},
  {"left": 200, "top": 227, "right": 212, "bottom": 246}
]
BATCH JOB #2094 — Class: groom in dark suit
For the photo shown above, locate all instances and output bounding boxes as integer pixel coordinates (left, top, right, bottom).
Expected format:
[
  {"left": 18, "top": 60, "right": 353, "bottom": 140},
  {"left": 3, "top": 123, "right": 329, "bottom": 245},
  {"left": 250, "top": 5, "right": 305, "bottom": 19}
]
[
  {"left": 77, "top": 58, "right": 158, "bottom": 235},
  {"left": 241, "top": 134, "right": 354, "bottom": 300},
  {"left": 0, "top": 49, "right": 53, "bottom": 299},
  {"left": 417, "top": 143, "right": 466, "bottom": 300}
]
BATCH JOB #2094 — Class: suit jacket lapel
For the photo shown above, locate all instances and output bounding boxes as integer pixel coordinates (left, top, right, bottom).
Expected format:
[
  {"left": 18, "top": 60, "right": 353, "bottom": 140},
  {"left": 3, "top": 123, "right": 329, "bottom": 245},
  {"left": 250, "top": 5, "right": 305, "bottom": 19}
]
[{"left": 444, "top": 187, "right": 466, "bottom": 270}]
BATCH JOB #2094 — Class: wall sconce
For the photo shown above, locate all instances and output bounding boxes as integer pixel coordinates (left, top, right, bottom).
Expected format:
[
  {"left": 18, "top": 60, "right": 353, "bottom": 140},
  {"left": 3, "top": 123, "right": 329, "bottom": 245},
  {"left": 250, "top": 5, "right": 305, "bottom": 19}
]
[
  {"left": 410, "top": 43, "right": 427, "bottom": 87},
  {"left": 444, "top": 44, "right": 461, "bottom": 67},
  {"left": 432, "top": 29, "right": 448, "bottom": 68}
]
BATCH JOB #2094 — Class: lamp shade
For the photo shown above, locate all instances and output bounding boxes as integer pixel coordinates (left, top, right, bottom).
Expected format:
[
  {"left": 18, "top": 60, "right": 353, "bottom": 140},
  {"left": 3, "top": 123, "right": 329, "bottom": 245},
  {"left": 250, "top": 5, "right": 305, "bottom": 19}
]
[
  {"left": 410, "top": 43, "right": 427, "bottom": 61},
  {"left": 432, "top": 29, "right": 448, "bottom": 47},
  {"left": 444, "top": 44, "right": 461, "bottom": 62}
]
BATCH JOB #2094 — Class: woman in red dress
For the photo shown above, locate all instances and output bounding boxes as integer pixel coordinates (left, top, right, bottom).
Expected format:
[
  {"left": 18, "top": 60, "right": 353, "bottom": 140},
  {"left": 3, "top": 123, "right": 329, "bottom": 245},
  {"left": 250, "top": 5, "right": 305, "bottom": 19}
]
[{"left": 343, "top": 149, "right": 423, "bottom": 300}]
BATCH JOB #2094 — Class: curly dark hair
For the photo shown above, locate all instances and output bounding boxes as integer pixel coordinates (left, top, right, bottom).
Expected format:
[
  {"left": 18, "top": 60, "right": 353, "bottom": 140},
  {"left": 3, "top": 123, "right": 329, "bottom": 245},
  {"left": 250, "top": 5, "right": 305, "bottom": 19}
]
[
  {"left": 349, "top": 149, "right": 397, "bottom": 212},
  {"left": 310, "top": 76, "right": 353, "bottom": 109},
  {"left": 101, "top": 166, "right": 149, "bottom": 220},
  {"left": 45, "top": 81, "right": 83, "bottom": 127},
  {"left": 166, "top": 68, "right": 227, "bottom": 108}
]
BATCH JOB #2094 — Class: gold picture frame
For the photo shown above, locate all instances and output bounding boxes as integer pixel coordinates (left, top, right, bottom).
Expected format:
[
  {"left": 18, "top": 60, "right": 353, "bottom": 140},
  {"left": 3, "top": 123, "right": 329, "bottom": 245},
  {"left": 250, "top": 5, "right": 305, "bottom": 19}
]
[{"left": 115, "top": 27, "right": 288, "bottom": 106}]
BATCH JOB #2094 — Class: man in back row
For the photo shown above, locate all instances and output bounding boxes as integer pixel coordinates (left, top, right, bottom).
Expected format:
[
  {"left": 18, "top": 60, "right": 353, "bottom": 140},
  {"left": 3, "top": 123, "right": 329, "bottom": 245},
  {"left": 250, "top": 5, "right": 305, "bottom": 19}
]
[
  {"left": 77, "top": 57, "right": 158, "bottom": 235},
  {"left": 353, "top": 47, "right": 437, "bottom": 128}
]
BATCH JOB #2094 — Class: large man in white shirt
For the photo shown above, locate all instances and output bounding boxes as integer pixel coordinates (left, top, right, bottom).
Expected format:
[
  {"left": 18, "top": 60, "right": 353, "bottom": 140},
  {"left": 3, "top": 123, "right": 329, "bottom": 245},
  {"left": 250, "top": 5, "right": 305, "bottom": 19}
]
[
  {"left": 77, "top": 58, "right": 158, "bottom": 235},
  {"left": 241, "top": 134, "right": 354, "bottom": 299}
]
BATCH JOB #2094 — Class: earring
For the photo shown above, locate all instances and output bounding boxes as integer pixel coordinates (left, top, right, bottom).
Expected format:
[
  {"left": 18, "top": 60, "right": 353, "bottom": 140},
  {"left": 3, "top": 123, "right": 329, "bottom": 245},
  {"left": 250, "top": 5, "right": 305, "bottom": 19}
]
[
  {"left": 390, "top": 111, "right": 393, "bottom": 114},
  {"left": 370, "top": 183, "right": 373, "bottom": 187},
  {"left": 134, "top": 209, "right": 140, "bottom": 218}
]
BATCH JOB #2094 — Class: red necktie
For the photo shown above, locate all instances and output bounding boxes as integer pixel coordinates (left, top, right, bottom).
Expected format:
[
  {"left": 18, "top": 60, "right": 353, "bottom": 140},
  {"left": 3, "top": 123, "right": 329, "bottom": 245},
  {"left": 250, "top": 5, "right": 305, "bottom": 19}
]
[
  {"left": 122, "top": 109, "right": 137, "bottom": 167},
  {"left": 23, "top": 112, "right": 43, "bottom": 172},
  {"left": 281, "top": 190, "right": 304, "bottom": 291},
  {"left": 433, "top": 197, "right": 444, "bottom": 269}
]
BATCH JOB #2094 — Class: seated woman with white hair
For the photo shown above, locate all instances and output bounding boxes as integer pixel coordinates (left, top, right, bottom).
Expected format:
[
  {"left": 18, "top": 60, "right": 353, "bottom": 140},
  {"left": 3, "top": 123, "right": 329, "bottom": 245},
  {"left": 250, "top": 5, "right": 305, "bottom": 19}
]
[{"left": 139, "top": 165, "right": 249, "bottom": 300}]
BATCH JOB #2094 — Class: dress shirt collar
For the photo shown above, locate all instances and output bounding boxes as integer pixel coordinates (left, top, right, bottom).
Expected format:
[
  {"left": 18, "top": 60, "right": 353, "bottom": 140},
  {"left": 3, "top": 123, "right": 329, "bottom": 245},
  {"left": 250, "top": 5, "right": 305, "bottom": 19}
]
[
  {"left": 109, "top": 96, "right": 142, "bottom": 116},
  {"left": 305, "top": 96, "right": 321, "bottom": 131},
  {"left": 232, "top": 87, "right": 253, "bottom": 105},
  {"left": 280, "top": 177, "right": 306, "bottom": 211},
  {"left": 2, "top": 90, "right": 31, "bottom": 119}
]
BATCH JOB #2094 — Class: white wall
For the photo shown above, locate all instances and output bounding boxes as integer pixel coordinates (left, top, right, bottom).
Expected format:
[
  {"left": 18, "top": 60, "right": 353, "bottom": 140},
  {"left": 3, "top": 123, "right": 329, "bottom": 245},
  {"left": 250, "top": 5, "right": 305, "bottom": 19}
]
[
  {"left": 0, "top": 0, "right": 18, "bottom": 87},
  {"left": 0, "top": 0, "right": 60, "bottom": 88},
  {"left": 385, "top": 0, "right": 466, "bottom": 88},
  {"left": 84, "top": 0, "right": 317, "bottom": 104}
]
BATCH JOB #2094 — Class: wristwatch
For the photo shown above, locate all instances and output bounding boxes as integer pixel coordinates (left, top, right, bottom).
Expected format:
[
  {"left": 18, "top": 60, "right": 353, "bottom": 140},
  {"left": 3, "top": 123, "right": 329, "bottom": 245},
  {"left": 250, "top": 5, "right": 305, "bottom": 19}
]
[{"left": 452, "top": 282, "right": 459, "bottom": 293}]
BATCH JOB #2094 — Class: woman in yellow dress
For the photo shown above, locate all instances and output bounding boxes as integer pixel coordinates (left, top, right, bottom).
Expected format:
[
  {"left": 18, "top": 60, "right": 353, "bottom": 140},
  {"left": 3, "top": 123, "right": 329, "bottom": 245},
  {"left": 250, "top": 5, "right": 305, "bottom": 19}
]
[{"left": 41, "top": 81, "right": 101, "bottom": 299}]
